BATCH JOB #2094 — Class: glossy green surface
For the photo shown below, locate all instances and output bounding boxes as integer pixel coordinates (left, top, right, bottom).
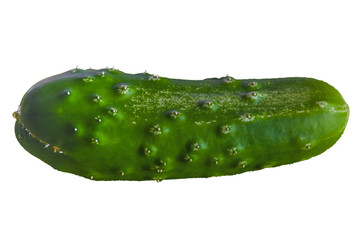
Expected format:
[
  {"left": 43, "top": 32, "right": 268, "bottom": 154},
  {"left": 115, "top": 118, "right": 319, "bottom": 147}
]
[{"left": 14, "top": 68, "right": 349, "bottom": 181}]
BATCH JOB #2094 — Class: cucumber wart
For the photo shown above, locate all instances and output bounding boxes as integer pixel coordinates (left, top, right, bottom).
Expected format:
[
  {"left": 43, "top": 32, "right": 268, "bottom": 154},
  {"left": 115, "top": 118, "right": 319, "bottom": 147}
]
[{"left": 13, "top": 68, "right": 349, "bottom": 181}]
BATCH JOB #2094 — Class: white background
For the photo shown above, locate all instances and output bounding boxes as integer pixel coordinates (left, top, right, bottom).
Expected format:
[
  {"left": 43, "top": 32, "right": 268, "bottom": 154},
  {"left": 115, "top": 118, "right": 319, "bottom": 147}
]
[{"left": 1, "top": 0, "right": 359, "bottom": 239}]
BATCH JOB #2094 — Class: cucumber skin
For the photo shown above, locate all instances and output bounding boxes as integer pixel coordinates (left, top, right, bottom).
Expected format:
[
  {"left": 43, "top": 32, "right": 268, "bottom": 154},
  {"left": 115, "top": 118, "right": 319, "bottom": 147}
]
[{"left": 14, "top": 68, "right": 349, "bottom": 181}]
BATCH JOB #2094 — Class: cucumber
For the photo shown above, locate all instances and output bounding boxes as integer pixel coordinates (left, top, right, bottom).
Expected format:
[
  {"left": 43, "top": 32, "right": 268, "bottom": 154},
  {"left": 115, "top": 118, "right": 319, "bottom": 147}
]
[{"left": 13, "top": 68, "right": 349, "bottom": 181}]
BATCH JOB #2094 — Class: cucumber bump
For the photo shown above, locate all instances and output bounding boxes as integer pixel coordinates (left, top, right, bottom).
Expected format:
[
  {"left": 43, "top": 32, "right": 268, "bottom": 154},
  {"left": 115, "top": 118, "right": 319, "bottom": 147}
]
[{"left": 13, "top": 68, "right": 349, "bottom": 181}]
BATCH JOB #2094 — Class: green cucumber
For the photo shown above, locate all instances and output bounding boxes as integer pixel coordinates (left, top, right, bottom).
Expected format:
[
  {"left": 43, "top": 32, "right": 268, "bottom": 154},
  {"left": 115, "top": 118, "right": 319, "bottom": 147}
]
[{"left": 13, "top": 68, "right": 349, "bottom": 181}]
